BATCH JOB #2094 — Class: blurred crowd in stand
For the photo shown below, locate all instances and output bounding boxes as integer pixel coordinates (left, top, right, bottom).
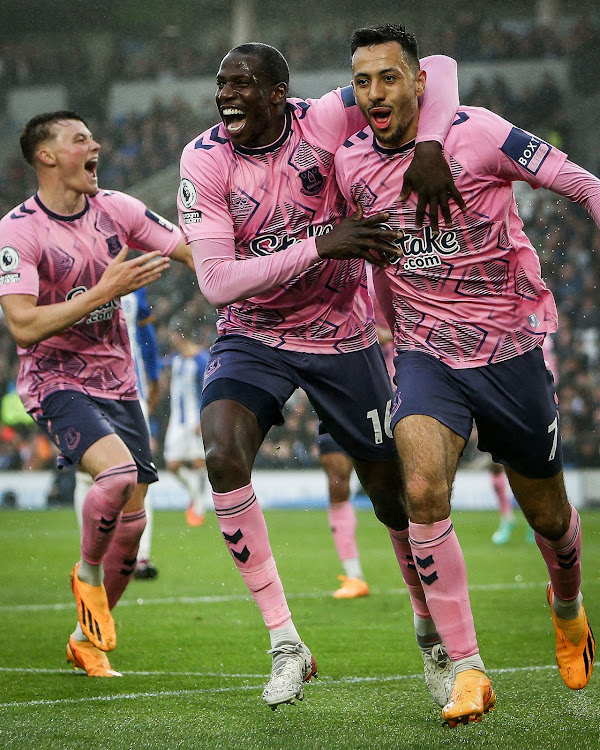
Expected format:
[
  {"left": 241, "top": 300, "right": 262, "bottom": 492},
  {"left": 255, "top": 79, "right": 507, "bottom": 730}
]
[
  {"left": 1, "top": 11, "right": 598, "bottom": 88},
  {"left": 2, "top": 9, "right": 600, "bottom": 477}
]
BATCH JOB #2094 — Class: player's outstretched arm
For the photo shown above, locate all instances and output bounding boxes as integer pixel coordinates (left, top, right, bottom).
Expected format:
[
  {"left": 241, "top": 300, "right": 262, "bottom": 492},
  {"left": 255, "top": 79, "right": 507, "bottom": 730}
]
[
  {"left": 402, "top": 55, "right": 466, "bottom": 231},
  {"left": 549, "top": 160, "right": 600, "bottom": 227},
  {"left": 192, "top": 209, "right": 400, "bottom": 307},
  {"left": 0, "top": 246, "right": 169, "bottom": 348},
  {"left": 168, "top": 238, "right": 195, "bottom": 271},
  {"left": 193, "top": 236, "right": 324, "bottom": 308}
]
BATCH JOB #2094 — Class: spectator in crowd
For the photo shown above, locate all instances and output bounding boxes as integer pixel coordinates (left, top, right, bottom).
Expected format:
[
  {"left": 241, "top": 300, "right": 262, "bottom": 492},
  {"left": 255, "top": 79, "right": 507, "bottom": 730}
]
[{"left": 162, "top": 313, "right": 210, "bottom": 527}]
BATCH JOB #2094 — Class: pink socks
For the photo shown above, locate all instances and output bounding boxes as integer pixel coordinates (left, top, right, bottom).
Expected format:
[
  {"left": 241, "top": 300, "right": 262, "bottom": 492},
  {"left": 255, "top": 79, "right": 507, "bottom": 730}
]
[
  {"left": 535, "top": 505, "right": 582, "bottom": 602},
  {"left": 80, "top": 463, "right": 138, "bottom": 565},
  {"left": 387, "top": 526, "right": 430, "bottom": 619},
  {"left": 328, "top": 501, "right": 359, "bottom": 562},
  {"left": 409, "top": 518, "right": 479, "bottom": 661},
  {"left": 213, "top": 484, "right": 291, "bottom": 629},
  {"left": 103, "top": 509, "right": 147, "bottom": 609},
  {"left": 492, "top": 471, "right": 512, "bottom": 516}
]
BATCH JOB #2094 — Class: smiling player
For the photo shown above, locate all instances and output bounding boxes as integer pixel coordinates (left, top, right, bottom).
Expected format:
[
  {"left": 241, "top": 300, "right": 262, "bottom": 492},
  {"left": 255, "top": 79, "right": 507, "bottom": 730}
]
[
  {"left": 0, "top": 110, "right": 194, "bottom": 677},
  {"left": 335, "top": 23, "right": 599, "bottom": 726},
  {"left": 179, "top": 43, "right": 464, "bottom": 709}
]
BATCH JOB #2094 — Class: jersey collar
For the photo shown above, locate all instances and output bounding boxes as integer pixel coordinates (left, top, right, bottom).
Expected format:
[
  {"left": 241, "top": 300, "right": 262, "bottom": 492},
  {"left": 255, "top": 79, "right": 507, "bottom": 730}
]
[
  {"left": 34, "top": 193, "right": 90, "bottom": 222},
  {"left": 372, "top": 137, "right": 416, "bottom": 156},
  {"left": 233, "top": 107, "right": 293, "bottom": 156}
]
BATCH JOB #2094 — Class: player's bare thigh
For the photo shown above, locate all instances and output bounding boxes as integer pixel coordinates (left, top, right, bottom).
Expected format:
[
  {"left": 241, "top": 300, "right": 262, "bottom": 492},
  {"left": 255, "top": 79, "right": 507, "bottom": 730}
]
[
  {"left": 200, "top": 399, "right": 264, "bottom": 491},
  {"left": 79, "top": 433, "right": 133, "bottom": 477},
  {"left": 393, "top": 414, "right": 465, "bottom": 524}
]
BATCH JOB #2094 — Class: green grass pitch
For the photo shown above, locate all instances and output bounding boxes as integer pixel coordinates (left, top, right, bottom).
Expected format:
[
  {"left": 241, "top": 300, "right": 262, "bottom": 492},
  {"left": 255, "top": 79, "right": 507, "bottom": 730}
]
[{"left": 0, "top": 507, "right": 598, "bottom": 749}]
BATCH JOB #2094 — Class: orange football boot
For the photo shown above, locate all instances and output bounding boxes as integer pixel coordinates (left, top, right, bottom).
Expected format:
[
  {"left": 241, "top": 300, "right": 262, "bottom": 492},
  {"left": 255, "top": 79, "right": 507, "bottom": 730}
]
[
  {"left": 70, "top": 562, "right": 116, "bottom": 652},
  {"left": 547, "top": 584, "right": 595, "bottom": 689},
  {"left": 442, "top": 669, "right": 495, "bottom": 728},
  {"left": 333, "top": 575, "right": 370, "bottom": 599},
  {"left": 66, "top": 636, "right": 122, "bottom": 677},
  {"left": 186, "top": 506, "right": 206, "bottom": 527}
]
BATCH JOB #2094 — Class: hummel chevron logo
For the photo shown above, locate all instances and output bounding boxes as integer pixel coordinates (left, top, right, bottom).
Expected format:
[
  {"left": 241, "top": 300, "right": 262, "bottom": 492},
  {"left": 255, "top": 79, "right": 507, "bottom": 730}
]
[
  {"left": 98, "top": 516, "right": 117, "bottom": 533},
  {"left": 222, "top": 528, "right": 251, "bottom": 563},
  {"left": 120, "top": 557, "right": 137, "bottom": 576},
  {"left": 209, "top": 125, "right": 229, "bottom": 144},
  {"left": 231, "top": 546, "right": 250, "bottom": 564},
  {"left": 452, "top": 111, "right": 469, "bottom": 126},
  {"left": 415, "top": 554, "right": 435, "bottom": 569},
  {"left": 419, "top": 571, "right": 439, "bottom": 586},
  {"left": 556, "top": 550, "right": 578, "bottom": 570},
  {"left": 222, "top": 529, "right": 243, "bottom": 545}
]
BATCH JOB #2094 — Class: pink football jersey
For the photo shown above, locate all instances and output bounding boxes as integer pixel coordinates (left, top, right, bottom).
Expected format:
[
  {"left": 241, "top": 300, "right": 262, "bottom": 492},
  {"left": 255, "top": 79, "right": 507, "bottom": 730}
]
[
  {"left": 335, "top": 106, "right": 568, "bottom": 368},
  {"left": 179, "top": 57, "right": 458, "bottom": 354},
  {"left": 0, "top": 190, "right": 181, "bottom": 412}
]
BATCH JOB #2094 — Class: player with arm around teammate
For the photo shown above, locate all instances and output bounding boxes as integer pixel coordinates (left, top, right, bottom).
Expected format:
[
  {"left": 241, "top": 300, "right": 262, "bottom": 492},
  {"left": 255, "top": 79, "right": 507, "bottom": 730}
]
[
  {"left": 179, "top": 42, "right": 463, "bottom": 708},
  {"left": 0, "top": 111, "right": 194, "bottom": 677},
  {"left": 335, "top": 24, "right": 597, "bottom": 726}
]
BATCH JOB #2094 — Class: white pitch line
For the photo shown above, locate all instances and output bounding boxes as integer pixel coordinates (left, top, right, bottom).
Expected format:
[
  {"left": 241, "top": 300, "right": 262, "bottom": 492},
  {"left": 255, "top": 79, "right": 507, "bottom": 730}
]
[
  {"left": 0, "top": 667, "right": 265, "bottom": 678},
  {"left": 0, "top": 580, "right": 563, "bottom": 614},
  {"left": 2, "top": 662, "right": 594, "bottom": 710}
]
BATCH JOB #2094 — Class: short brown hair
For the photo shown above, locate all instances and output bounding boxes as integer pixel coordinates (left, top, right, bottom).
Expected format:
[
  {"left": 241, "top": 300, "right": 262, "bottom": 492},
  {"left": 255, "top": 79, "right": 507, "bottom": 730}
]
[{"left": 20, "top": 110, "right": 88, "bottom": 165}]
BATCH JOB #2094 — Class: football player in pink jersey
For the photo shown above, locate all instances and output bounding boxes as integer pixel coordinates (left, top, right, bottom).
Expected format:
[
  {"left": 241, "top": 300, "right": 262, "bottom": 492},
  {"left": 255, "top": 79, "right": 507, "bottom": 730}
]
[
  {"left": 335, "top": 24, "right": 598, "bottom": 726},
  {"left": 0, "top": 111, "right": 194, "bottom": 677},
  {"left": 317, "top": 431, "right": 370, "bottom": 599},
  {"left": 179, "top": 42, "right": 464, "bottom": 708}
]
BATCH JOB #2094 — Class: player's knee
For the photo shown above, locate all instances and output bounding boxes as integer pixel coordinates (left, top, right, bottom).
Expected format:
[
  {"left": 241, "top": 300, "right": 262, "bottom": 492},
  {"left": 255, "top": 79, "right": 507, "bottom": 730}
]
[
  {"left": 95, "top": 462, "right": 138, "bottom": 508},
  {"left": 205, "top": 444, "right": 251, "bottom": 489},
  {"left": 525, "top": 505, "right": 569, "bottom": 540},
  {"left": 328, "top": 476, "right": 351, "bottom": 503},
  {"left": 404, "top": 474, "right": 451, "bottom": 523}
]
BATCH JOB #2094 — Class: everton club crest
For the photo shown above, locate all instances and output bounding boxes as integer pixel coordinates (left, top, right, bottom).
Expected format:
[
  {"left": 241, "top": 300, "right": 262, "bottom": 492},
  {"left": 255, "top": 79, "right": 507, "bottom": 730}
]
[{"left": 299, "top": 166, "right": 325, "bottom": 196}]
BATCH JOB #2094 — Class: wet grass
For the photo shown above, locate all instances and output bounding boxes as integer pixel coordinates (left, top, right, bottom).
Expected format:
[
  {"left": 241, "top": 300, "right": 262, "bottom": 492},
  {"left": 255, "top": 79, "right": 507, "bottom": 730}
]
[{"left": 0, "top": 507, "right": 598, "bottom": 749}]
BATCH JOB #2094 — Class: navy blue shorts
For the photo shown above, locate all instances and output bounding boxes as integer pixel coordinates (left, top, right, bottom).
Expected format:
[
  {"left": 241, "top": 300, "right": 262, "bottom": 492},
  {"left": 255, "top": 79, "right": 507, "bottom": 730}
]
[
  {"left": 34, "top": 390, "right": 158, "bottom": 484},
  {"left": 390, "top": 348, "right": 562, "bottom": 479},
  {"left": 317, "top": 430, "right": 348, "bottom": 457},
  {"left": 202, "top": 335, "right": 396, "bottom": 462}
]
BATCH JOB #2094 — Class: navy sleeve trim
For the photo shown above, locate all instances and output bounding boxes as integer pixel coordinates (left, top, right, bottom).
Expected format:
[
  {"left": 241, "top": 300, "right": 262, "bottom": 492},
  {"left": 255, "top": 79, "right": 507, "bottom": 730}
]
[{"left": 340, "top": 86, "right": 356, "bottom": 108}]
